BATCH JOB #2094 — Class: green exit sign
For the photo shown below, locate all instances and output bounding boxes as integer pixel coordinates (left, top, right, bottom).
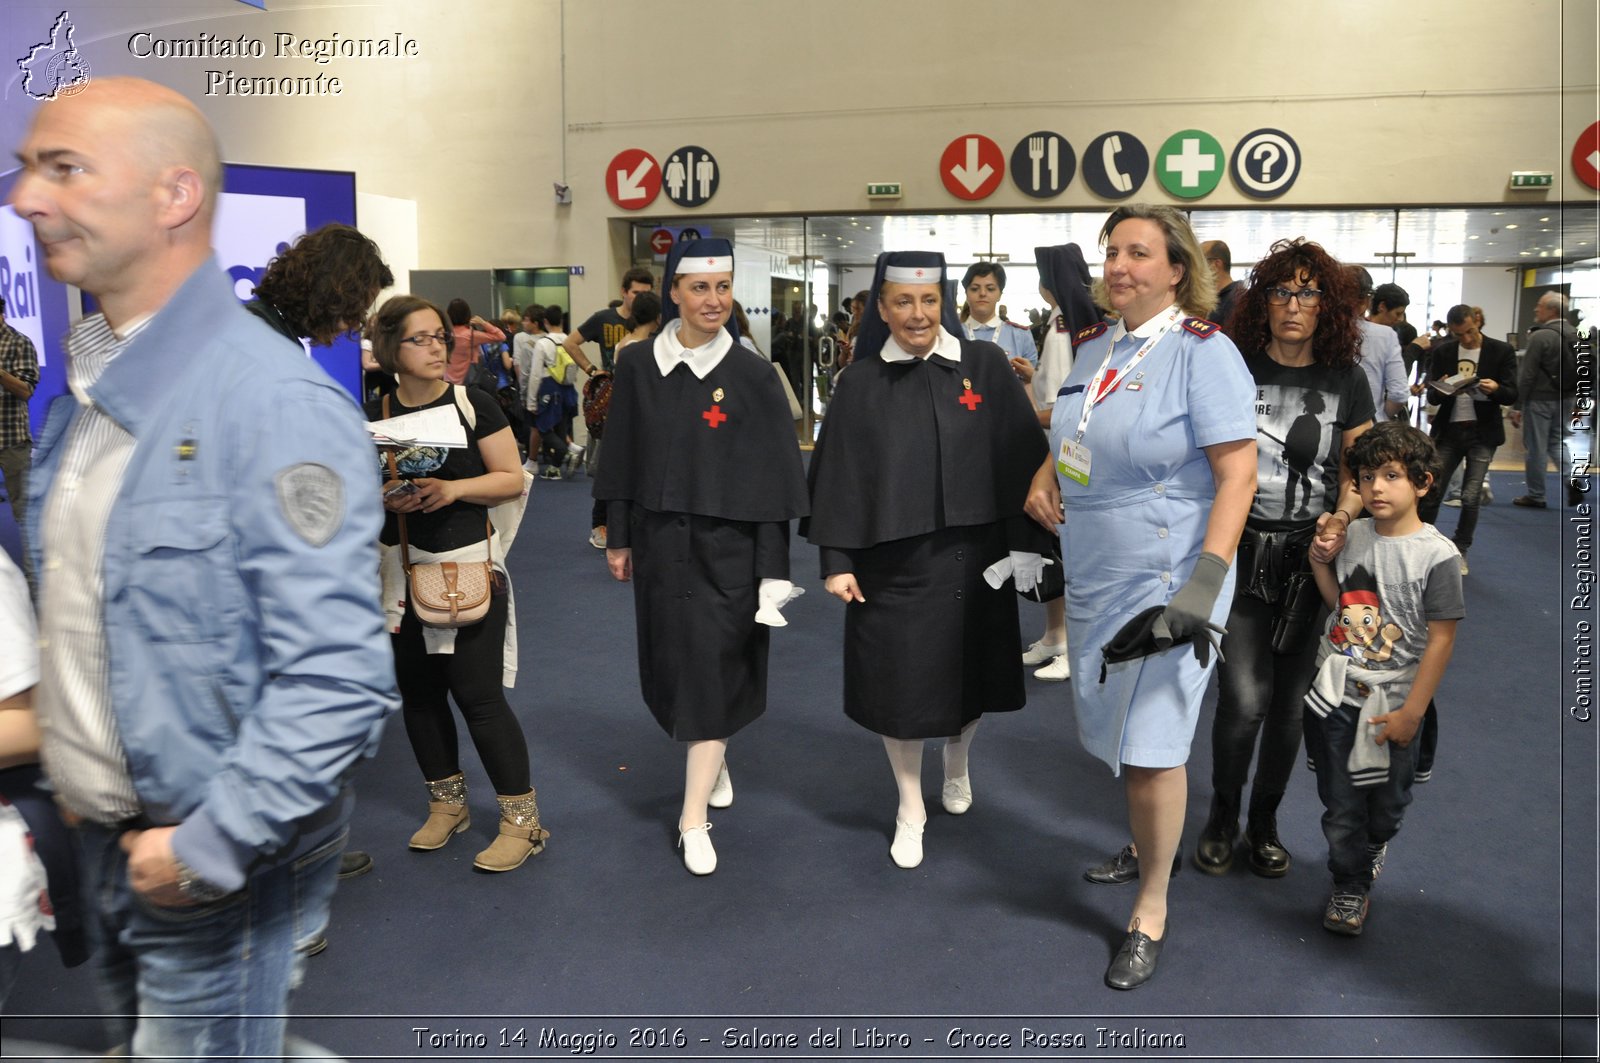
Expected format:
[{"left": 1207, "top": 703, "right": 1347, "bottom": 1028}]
[
  {"left": 867, "top": 182, "right": 902, "bottom": 199},
  {"left": 1510, "top": 171, "right": 1553, "bottom": 188}
]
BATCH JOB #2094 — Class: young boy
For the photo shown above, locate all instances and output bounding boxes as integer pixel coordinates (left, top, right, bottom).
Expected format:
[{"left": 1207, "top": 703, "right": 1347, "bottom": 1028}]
[{"left": 1305, "top": 422, "right": 1463, "bottom": 936}]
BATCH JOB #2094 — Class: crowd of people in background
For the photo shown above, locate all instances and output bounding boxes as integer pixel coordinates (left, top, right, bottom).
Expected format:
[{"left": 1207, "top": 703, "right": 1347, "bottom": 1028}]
[{"left": 1, "top": 74, "right": 1592, "bottom": 1058}]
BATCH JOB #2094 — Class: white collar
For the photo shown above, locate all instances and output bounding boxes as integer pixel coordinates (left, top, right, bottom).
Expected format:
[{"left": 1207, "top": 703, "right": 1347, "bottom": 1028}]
[
  {"left": 966, "top": 313, "right": 1000, "bottom": 331},
  {"left": 653, "top": 318, "right": 733, "bottom": 379},
  {"left": 880, "top": 326, "right": 962, "bottom": 367},
  {"left": 1111, "top": 303, "right": 1181, "bottom": 343}
]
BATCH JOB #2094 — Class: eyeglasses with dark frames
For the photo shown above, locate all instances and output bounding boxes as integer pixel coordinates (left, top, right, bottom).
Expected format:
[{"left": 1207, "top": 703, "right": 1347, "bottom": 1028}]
[{"left": 1264, "top": 287, "right": 1323, "bottom": 307}]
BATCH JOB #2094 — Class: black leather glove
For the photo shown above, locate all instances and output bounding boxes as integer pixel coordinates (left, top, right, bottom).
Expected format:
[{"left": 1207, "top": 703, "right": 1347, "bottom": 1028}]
[{"left": 1152, "top": 552, "right": 1229, "bottom": 667}]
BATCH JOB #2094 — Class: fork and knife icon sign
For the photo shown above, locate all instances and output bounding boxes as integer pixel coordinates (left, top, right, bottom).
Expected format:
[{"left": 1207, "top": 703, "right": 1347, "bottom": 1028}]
[{"left": 1027, "top": 134, "right": 1061, "bottom": 191}]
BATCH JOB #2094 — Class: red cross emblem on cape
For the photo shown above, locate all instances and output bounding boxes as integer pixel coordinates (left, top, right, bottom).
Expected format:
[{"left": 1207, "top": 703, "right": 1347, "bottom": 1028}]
[
  {"left": 702, "top": 404, "right": 728, "bottom": 428},
  {"left": 958, "top": 379, "right": 983, "bottom": 411}
]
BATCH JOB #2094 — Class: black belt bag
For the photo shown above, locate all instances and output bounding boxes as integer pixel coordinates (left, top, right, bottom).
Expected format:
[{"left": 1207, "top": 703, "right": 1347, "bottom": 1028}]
[{"left": 1236, "top": 524, "right": 1321, "bottom": 656}]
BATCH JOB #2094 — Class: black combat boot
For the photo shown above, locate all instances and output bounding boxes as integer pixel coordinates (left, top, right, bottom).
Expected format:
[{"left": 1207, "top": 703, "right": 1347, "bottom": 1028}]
[
  {"left": 1193, "top": 790, "right": 1240, "bottom": 875},
  {"left": 1245, "top": 790, "right": 1291, "bottom": 877}
]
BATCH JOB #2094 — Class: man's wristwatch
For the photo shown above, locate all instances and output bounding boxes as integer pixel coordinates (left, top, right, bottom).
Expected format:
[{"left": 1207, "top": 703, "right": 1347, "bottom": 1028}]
[{"left": 173, "top": 858, "right": 232, "bottom": 903}]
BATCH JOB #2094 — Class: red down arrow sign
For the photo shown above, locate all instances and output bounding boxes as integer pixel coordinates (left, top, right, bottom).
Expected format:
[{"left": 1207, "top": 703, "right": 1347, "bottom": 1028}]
[{"left": 940, "top": 134, "right": 1004, "bottom": 201}]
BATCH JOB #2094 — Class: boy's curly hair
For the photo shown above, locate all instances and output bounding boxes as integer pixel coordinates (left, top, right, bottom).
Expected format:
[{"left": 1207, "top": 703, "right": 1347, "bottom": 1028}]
[{"left": 1344, "top": 421, "right": 1439, "bottom": 490}]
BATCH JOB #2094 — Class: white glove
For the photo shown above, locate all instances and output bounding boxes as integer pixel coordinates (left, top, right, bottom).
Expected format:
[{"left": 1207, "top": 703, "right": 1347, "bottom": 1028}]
[
  {"left": 1008, "top": 551, "right": 1047, "bottom": 594},
  {"left": 755, "top": 578, "right": 804, "bottom": 627},
  {"left": 982, "top": 552, "right": 1047, "bottom": 592}
]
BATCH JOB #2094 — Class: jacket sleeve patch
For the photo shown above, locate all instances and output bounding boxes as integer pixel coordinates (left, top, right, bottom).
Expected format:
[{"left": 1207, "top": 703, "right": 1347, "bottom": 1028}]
[{"left": 274, "top": 463, "right": 346, "bottom": 548}]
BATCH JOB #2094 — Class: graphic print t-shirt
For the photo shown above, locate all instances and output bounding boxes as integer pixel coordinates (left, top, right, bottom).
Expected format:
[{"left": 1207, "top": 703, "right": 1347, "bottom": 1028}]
[
  {"left": 576, "top": 307, "right": 629, "bottom": 371},
  {"left": 1244, "top": 352, "right": 1375, "bottom": 531},
  {"left": 1314, "top": 519, "right": 1464, "bottom": 698},
  {"left": 1450, "top": 346, "right": 1481, "bottom": 423}
]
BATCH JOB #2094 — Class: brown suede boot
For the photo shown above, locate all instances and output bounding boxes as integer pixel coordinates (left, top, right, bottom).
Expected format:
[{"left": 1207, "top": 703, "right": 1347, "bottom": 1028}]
[
  {"left": 409, "top": 773, "right": 470, "bottom": 851},
  {"left": 473, "top": 789, "right": 549, "bottom": 872}
]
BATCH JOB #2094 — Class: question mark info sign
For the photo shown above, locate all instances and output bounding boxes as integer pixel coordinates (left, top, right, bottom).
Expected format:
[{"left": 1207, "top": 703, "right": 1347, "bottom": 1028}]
[{"left": 1230, "top": 129, "right": 1300, "bottom": 199}]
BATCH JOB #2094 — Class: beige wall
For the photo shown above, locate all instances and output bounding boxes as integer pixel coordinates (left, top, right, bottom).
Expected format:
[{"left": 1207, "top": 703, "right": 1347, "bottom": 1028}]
[{"left": 3, "top": 0, "right": 1595, "bottom": 309}]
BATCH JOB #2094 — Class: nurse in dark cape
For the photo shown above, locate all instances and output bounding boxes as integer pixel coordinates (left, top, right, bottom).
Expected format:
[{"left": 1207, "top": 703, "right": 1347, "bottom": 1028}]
[
  {"left": 803, "top": 250, "right": 1049, "bottom": 869},
  {"left": 593, "top": 238, "right": 809, "bottom": 876}
]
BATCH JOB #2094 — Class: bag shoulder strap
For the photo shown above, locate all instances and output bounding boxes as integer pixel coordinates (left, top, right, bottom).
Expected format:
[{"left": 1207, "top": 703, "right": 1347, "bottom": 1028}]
[
  {"left": 382, "top": 393, "right": 415, "bottom": 573},
  {"left": 453, "top": 384, "right": 477, "bottom": 430}
]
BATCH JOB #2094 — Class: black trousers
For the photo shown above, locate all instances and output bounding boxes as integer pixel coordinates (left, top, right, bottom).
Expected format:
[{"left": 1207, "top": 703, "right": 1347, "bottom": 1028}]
[
  {"left": 1210, "top": 592, "right": 1323, "bottom": 798},
  {"left": 392, "top": 589, "right": 531, "bottom": 794}
]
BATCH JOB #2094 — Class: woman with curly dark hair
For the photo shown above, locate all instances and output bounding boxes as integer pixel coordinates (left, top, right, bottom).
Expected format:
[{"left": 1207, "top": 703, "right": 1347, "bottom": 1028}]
[
  {"left": 1192, "top": 238, "right": 1374, "bottom": 880},
  {"left": 250, "top": 222, "right": 392, "bottom": 345}
]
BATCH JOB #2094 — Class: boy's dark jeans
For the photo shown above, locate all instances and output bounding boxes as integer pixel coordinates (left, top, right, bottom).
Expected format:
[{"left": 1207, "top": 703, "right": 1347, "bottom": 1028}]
[{"left": 1303, "top": 700, "right": 1420, "bottom": 895}]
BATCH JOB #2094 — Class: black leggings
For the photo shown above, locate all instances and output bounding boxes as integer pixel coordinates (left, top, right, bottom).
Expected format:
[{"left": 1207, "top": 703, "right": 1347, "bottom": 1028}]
[{"left": 393, "top": 590, "right": 531, "bottom": 794}]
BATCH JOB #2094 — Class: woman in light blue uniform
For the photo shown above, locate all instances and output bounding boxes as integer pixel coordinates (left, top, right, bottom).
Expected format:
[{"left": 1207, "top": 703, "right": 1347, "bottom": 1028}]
[{"left": 1025, "top": 204, "right": 1256, "bottom": 990}]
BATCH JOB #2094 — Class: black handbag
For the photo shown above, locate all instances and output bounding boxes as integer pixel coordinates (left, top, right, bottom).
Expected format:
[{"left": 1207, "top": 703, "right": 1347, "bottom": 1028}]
[{"left": 1237, "top": 523, "right": 1322, "bottom": 655}]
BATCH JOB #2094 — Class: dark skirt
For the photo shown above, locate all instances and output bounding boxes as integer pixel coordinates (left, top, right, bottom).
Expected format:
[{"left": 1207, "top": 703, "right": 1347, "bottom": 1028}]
[
  {"left": 843, "top": 523, "right": 1025, "bottom": 739},
  {"left": 629, "top": 508, "right": 771, "bottom": 741}
]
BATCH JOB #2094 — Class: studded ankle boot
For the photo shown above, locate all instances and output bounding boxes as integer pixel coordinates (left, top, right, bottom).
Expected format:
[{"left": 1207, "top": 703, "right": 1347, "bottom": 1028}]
[
  {"left": 1194, "top": 790, "right": 1241, "bottom": 875},
  {"left": 474, "top": 789, "right": 550, "bottom": 872},
  {"left": 1245, "top": 790, "right": 1291, "bottom": 878},
  {"left": 409, "top": 773, "right": 470, "bottom": 851}
]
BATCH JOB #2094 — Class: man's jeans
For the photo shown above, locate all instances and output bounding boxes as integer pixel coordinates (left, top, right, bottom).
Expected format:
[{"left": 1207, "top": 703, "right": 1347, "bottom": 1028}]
[
  {"left": 78, "top": 823, "right": 342, "bottom": 1061},
  {"left": 1521, "top": 398, "right": 1572, "bottom": 502},
  {"left": 1302, "top": 702, "right": 1419, "bottom": 895},
  {"left": 1419, "top": 423, "right": 1494, "bottom": 550}
]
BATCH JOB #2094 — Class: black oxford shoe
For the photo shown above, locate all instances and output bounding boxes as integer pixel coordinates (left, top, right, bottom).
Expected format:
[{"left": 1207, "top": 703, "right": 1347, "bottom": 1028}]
[
  {"left": 1084, "top": 843, "right": 1183, "bottom": 885},
  {"left": 1105, "top": 920, "right": 1166, "bottom": 990}
]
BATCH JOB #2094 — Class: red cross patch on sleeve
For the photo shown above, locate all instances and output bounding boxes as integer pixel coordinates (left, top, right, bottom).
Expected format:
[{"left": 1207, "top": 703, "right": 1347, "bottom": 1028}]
[{"left": 1181, "top": 317, "right": 1219, "bottom": 339}]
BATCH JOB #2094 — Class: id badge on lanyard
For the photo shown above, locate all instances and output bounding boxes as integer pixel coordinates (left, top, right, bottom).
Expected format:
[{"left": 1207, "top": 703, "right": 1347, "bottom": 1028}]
[{"left": 1063, "top": 306, "right": 1182, "bottom": 487}]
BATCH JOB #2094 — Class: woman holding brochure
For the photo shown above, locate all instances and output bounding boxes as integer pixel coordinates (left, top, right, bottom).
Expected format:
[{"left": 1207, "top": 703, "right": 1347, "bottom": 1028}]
[{"left": 366, "top": 294, "right": 547, "bottom": 873}]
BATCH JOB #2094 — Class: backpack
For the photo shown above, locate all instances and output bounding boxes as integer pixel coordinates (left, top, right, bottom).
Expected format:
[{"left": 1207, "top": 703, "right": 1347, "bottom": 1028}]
[
  {"left": 583, "top": 370, "right": 614, "bottom": 431},
  {"left": 1541, "top": 322, "right": 1593, "bottom": 398}
]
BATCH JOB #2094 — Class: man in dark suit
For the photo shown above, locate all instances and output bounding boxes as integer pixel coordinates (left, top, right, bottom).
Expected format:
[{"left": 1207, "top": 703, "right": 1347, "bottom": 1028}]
[{"left": 1418, "top": 303, "right": 1518, "bottom": 575}]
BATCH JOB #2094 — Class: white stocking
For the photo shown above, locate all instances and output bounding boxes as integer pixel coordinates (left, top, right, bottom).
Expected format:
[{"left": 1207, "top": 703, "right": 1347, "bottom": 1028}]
[
  {"left": 941, "top": 719, "right": 980, "bottom": 781},
  {"left": 680, "top": 739, "right": 727, "bottom": 832},
  {"left": 881, "top": 737, "right": 926, "bottom": 824}
]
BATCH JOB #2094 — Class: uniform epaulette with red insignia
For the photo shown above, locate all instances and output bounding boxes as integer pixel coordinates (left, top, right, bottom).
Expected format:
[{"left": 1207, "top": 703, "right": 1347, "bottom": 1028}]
[
  {"left": 1004, "top": 319, "right": 1030, "bottom": 330},
  {"left": 1072, "top": 322, "right": 1108, "bottom": 348},
  {"left": 1181, "top": 317, "right": 1219, "bottom": 339}
]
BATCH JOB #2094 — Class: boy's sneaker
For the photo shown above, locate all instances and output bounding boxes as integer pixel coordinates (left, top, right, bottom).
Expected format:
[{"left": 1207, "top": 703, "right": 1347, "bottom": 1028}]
[
  {"left": 1322, "top": 891, "right": 1369, "bottom": 936},
  {"left": 562, "top": 445, "right": 584, "bottom": 478},
  {"left": 1366, "top": 842, "right": 1388, "bottom": 882},
  {"left": 588, "top": 527, "right": 607, "bottom": 550},
  {"left": 540, "top": 467, "right": 562, "bottom": 481}
]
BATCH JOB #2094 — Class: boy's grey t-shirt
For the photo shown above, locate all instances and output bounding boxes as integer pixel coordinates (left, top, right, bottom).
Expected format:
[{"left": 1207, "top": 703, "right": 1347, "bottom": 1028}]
[{"left": 1315, "top": 519, "right": 1465, "bottom": 691}]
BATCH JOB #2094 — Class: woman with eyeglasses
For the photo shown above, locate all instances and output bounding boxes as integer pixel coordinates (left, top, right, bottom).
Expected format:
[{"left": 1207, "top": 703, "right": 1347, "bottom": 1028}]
[
  {"left": 365, "top": 295, "right": 547, "bottom": 873},
  {"left": 1023, "top": 204, "right": 1256, "bottom": 989},
  {"left": 1190, "top": 239, "right": 1372, "bottom": 886}
]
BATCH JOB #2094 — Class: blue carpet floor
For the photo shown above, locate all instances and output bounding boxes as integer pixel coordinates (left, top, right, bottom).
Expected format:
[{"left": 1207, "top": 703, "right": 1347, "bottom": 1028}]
[{"left": 2, "top": 468, "right": 1595, "bottom": 1062}]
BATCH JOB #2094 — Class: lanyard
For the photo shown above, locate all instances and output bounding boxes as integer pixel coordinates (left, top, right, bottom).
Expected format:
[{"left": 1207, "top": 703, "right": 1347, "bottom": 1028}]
[{"left": 1073, "top": 305, "right": 1183, "bottom": 442}]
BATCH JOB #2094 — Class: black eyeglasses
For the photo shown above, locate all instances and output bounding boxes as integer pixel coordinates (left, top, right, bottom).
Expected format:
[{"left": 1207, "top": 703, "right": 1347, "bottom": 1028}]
[
  {"left": 1265, "top": 287, "right": 1323, "bottom": 307},
  {"left": 401, "top": 331, "right": 450, "bottom": 347}
]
